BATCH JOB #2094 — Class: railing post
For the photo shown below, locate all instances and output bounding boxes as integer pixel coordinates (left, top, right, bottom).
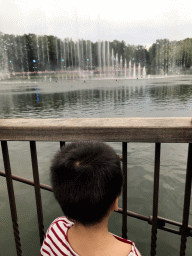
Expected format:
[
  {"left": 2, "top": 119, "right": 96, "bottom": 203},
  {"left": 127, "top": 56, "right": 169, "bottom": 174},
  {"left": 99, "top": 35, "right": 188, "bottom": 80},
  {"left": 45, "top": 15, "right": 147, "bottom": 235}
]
[
  {"left": 30, "top": 141, "right": 45, "bottom": 246},
  {"left": 1, "top": 141, "right": 22, "bottom": 256},
  {"left": 180, "top": 143, "right": 192, "bottom": 256},
  {"left": 151, "top": 143, "right": 161, "bottom": 256},
  {"left": 122, "top": 142, "right": 128, "bottom": 239}
]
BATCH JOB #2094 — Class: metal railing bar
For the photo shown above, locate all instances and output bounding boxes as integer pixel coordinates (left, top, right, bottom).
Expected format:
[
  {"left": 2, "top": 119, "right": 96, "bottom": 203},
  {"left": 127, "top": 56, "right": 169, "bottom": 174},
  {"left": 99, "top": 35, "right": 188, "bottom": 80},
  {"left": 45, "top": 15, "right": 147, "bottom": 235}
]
[
  {"left": 151, "top": 143, "right": 161, "bottom": 256},
  {"left": 180, "top": 143, "right": 192, "bottom": 256},
  {"left": 1, "top": 168, "right": 191, "bottom": 236},
  {"left": 117, "top": 208, "right": 192, "bottom": 231},
  {"left": 1, "top": 141, "right": 22, "bottom": 256},
  {"left": 116, "top": 208, "right": 192, "bottom": 237},
  {"left": 122, "top": 142, "right": 128, "bottom": 239},
  {"left": 60, "top": 141, "right": 65, "bottom": 149},
  {"left": 158, "top": 216, "right": 185, "bottom": 228},
  {"left": 155, "top": 226, "right": 180, "bottom": 235},
  {"left": 154, "top": 217, "right": 192, "bottom": 232},
  {"left": 117, "top": 208, "right": 149, "bottom": 222},
  {"left": 30, "top": 141, "right": 45, "bottom": 246},
  {"left": 0, "top": 170, "right": 53, "bottom": 192}
]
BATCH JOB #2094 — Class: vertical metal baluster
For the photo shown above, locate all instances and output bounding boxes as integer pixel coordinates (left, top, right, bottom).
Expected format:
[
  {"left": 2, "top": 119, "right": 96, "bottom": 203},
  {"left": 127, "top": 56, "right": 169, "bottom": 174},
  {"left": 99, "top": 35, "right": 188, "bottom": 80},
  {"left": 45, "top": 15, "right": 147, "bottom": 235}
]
[
  {"left": 1, "top": 141, "right": 22, "bottom": 256},
  {"left": 151, "top": 143, "right": 161, "bottom": 256},
  {"left": 180, "top": 143, "right": 192, "bottom": 256},
  {"left": 60, "top": 141, "right": 65, "bottom": 149},
  {"left": 30, "top": 141, "right": 45, "bottom": 245},
  {"left": 122, "top": 142, "right": 128, "bottom": 239}
]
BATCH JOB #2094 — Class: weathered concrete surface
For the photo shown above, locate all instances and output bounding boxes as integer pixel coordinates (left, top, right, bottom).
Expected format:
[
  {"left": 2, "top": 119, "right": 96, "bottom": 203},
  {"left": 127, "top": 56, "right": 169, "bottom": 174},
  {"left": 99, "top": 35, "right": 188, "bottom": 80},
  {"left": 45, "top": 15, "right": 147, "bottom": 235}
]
[{"left": 0, "top": 118, "right": 192, "bottom": 142}]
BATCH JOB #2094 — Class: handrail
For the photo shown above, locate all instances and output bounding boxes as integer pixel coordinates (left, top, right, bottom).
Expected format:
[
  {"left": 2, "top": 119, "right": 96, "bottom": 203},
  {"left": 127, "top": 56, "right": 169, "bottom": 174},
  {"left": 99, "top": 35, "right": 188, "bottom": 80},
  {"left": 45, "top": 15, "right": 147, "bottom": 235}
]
[{"left": 0, "top": 117, "right": 192, "bottom": 142}]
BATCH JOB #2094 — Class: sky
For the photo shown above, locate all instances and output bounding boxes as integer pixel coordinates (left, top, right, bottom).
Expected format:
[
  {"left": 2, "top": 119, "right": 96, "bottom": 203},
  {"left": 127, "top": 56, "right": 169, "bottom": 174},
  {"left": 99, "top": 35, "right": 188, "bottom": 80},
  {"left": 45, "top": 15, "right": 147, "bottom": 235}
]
[{"left": 1, "top": 0, "right": 192, "bottom": 48}]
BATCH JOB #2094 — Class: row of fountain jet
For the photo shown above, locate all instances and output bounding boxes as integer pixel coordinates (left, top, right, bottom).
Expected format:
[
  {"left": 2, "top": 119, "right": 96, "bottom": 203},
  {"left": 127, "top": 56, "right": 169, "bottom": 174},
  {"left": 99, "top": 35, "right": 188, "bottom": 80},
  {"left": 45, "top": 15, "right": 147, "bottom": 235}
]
[{"left": 0, "top": 36, "right": 147, "bottom": 80}]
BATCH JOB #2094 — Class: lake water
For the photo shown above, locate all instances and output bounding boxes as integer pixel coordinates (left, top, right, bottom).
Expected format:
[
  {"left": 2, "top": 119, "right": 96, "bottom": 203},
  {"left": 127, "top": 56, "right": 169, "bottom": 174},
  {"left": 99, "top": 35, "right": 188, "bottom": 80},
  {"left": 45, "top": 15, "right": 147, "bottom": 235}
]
[{"left": 0, "top": 76, "right": 192, "bottom": 255}]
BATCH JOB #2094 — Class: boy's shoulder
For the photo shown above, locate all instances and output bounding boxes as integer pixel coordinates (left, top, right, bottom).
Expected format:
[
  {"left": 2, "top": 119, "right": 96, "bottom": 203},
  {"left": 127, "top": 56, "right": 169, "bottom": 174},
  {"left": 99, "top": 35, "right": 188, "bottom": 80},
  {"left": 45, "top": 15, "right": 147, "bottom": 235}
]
[
  {"left": 41, "top": 217, "right": 77, "bottom": 256},
  {"left": 51, "top": 216, "right": 74, "bottom": 226},
  {"left": 111, "top": 233, "right": 141, "bottom": 256},
  {"left": 47, "top": 216, "right": 74, "bottom": 232}
]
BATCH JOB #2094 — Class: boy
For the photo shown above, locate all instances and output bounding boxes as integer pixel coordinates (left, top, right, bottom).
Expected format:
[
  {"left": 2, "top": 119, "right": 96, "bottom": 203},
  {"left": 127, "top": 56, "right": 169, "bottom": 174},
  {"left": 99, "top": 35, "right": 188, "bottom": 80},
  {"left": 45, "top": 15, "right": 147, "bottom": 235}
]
[{"left": 41, "top": 141, "right": 141, "bottom": 256}]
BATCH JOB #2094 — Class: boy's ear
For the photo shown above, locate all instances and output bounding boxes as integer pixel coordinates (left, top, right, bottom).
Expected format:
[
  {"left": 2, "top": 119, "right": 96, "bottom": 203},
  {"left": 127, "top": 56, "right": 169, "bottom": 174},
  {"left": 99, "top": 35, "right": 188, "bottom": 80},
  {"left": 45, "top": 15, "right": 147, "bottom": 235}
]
[{"left": 114, "top": 197, "right": 119, "bottom": 211}]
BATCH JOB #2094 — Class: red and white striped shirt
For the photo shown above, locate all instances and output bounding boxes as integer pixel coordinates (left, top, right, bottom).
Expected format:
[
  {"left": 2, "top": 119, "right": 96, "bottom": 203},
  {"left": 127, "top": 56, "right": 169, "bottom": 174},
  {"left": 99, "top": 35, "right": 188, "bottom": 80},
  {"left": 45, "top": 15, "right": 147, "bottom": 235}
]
[{"left": 40, "top": 217, "right": 141, "bottom": 256}]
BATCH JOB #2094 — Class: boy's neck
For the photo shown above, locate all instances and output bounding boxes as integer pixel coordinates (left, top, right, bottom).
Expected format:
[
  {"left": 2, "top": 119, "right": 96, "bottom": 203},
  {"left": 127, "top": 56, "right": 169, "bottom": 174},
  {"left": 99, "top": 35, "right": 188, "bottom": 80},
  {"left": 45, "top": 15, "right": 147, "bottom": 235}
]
[
  {"left": 70, "top": 217, "right": 112, "bottom": 240},
  {"left": 68, "top": 200, "right": 117, "bottom": 242}
]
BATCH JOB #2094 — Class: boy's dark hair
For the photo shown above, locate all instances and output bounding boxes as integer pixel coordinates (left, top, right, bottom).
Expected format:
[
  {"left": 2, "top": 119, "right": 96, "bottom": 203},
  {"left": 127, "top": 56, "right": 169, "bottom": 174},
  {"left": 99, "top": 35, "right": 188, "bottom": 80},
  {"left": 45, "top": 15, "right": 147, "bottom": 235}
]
[{"left": 50, "top": 141, "right": 123, "bottom": 226}]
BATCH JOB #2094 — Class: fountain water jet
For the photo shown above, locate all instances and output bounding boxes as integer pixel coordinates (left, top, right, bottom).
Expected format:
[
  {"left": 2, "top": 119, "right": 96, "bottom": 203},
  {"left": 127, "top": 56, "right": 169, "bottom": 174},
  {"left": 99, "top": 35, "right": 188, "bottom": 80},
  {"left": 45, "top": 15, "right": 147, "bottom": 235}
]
[{"left": 0, "top": 33, "right": 150, "bottom": 80}]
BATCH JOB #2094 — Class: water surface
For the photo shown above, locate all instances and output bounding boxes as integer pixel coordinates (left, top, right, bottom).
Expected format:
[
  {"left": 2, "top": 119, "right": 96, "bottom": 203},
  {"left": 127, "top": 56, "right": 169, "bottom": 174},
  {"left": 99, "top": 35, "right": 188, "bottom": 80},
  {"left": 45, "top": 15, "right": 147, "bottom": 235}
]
[{"left": 0, "top": 76, "right": 192, "bottom": 255}]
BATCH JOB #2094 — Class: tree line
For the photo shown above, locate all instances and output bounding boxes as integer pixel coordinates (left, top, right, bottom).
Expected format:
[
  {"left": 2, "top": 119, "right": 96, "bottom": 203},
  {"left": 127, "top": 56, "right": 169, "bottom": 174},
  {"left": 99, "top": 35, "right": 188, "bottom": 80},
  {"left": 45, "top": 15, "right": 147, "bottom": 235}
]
[{"left": 0, "top": 32, "right": 192, "bottom": 74}]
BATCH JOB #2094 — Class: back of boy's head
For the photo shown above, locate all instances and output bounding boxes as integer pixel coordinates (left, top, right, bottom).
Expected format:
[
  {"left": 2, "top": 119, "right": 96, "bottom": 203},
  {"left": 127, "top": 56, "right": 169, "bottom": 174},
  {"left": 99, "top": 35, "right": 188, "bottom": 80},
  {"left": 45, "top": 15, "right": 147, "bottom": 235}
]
[{"left": 50, "top": 141, "right": 123, "bottom": 226}]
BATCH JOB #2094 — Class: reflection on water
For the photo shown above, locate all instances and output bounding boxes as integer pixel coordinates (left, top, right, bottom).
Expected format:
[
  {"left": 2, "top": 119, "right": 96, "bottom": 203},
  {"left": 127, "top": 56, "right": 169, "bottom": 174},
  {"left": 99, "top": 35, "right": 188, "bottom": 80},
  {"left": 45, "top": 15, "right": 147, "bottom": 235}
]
[
  {"left": 0, "top": 76, "right": 192, "bottom": 256},
  {"left": 0, "top": 76, "right": 192, "bottom": 119}
]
